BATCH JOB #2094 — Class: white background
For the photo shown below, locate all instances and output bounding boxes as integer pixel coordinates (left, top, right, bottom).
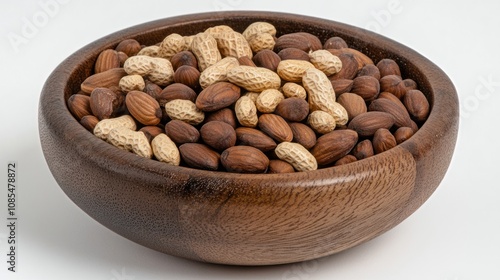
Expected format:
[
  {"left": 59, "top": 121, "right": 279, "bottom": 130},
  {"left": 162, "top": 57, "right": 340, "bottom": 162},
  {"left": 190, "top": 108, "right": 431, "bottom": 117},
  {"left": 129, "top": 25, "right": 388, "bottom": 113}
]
[{"left": 1, "top": 0, "right": 499, "bottom": 279}]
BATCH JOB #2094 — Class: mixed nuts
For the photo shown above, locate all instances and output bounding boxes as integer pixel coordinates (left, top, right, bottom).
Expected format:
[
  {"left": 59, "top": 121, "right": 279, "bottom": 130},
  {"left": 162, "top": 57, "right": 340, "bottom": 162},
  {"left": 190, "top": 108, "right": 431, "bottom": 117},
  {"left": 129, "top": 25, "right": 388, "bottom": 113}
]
[{"left": 67, "top": 22, "right": 430, "bottom": 173}]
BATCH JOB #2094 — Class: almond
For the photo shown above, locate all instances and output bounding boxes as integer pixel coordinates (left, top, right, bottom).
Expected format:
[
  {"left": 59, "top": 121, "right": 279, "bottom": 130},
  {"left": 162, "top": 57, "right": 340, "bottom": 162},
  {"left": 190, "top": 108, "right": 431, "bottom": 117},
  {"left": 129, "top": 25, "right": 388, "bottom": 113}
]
[
  {"left": 204, "top": 108, "right": 237, "bottom": 129},
  {"left": 139, "top": 126, "right": 164, "bottom": 143},
  {"left": 268, "top": 159, "right": 295, "bottom": 173},
  {"left": 221, "top": 146, "right": 269, "bottom": 173},
  {"left": 323, "top": 36, "right": 348, "bottom": 49},
  {"left": 179, "top": 143, "right": 220, "bottom": 171},
  {"left": 237, "top": 56, "right": 256, "bottom": 67},
  {"left": 274, "top": 97, "right": 309, "bottom": 122},
  {"left": 235, "top": 127, "right": 277, "bottom": 152},
  {"left": 380, "top": 75, "right": 407, "bottom": 99},
  {"left": 288, "top": 122, "right": 317, "bottom": 149},
  {"left": 164, "top": 120, "right": 200, "bottom": 144},
  {"left": 89, "top": 87, "right": 125, "bottom": 120},
  {"left": 378, "top": 91, "right": 407, "bottom": 111},
  {"left": 337, "top": 93, "right": 367, "bottom": 120},
  {"left": 115, "top": 39, "right": 141, "bottom": 57},
  {"left": 80, "top": 115, "right": 99, "bottom": 132},
  {"left": 357, "top": 64, "right": 381, "bottom": 80},
  {"left": 81, "top": 68, "right": 127, "bottom": 94},
  {"left": 368, "top": 98, "right": 413, "bottom": 128},
  {"left": 67, "top": 94, "right": 92, "bottom": 120},
  {"left": 327, "top": 52, "right": 358, "bottom": 80},
  {"left": 351, "top": 75, "right": 380, "bottom": 102},
  {"left": 143, "top": 80, "right": 163, "bottom": 100},
  {"left": 394, "top": 127, "right": 415, "bottom": 144},
  {"left": 258, "top": 114, "right": 293, "bottom": 142},
  {"left": 170, "top": 50, "right": 198, "bottom": 70},
  {"left": 125, "top": 90, "right": 162, "bottom": 125},
  {"left": 334, "top": 154, "right": 357, "bottom": 166},
  {"left": 352, "top": 139, "right": 374, "bottom": 160},
  {"left": 311, "top": 129, "right": 358, "bottom": 166},
  {"left": 278, "top": 48, "right": 310, "bottom": 61},
  {"left": 157, "top": 83, "right": 197, "bottom": 106},
  {"left": 376, "top": 58, "right": 401, "bottom": 78},
  {"left": 196, "top": 81, "right": 241, "bottom": 112},
  {"left": 94, "top": 49, "right": 120, "bottom": 73},
  {"left": 274, "top": 33, "right": 321, "bottom": 53},
  {"left": 200, "top": 121, "right": 237, "bottom": 151},
  {"left": 173, "top": 65, "right": 200, "bottom": 90},
  {"left": 252, "top": 49, "right": 281, "bottom": 71},
  {"left": 373, "top": 128, "right": 397, "bottom": 154},
  {"left": 403, "top": 89, "right": 430, "bottom": 122},
  {"left": 330, "top": 79, "right": 354, "bottom": 97},
  {"left": 347, "top": 111, "right": 395, "bottom": 137}
]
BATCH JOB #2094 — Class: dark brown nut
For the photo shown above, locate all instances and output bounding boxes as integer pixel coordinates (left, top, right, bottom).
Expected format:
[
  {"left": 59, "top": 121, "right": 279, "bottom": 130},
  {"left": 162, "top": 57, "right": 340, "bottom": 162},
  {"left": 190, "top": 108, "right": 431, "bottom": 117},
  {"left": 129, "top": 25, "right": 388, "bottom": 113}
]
[
  {"left": 170, "top": 50, "right": 198, "bottom": 70},
  {"left": 351, "top": 75, "right": 380, "bottom": 102},
  {"left": 311, "top": 129, "right": 358, "bottom": 166},
  {"left": 394, "top": 126, "right": 414, "bottom": 144},
  {"left": 380, "top": 75, "right": 407, "bottom": 99},
  {"left": 115, "top": 38, "right": 141, "bottom": 57},
  {"left": 125, "top": 90, "right": 162, "bottom": 125},
  {"left": 378, "top": 91, "right": 407, "bottom": 111},
  {"left": 347, "top": 111, "right": 395, "bottom": 137},
  {"left": 327, "top": 52, "right": 358, "bottom": 80},
  {"left": 403, "top": 89, "right": 430, "bottom": 122},
  {"left": 337, "top": 92, "right": 367, "bottom": 120},
  {"left": 200, "top": 121, "right": 237, "bottom": 151},
  {"left": 274, "top": 32, "right": 322, "bottom": 53},
  {"left": 323, "top": 36, "right": 348, "bottom": 49},
  {"left": 334, "top": 154, "right": 357, "bottom": 166},
  {"left": 278, "top": 48, "right": 310, "bottom": 61},
  {"left": 289, "top": 122, "right": 317, "bottom": 149},
  {"left": 173, "top": 65, "right": 200, "bottom": 90},
  {"left": 221, "top": 146, "right": 269, "bottom": 173},
  {"left": 368, "top": 98, "right": 413, "bottom": 128},
  {"left": 143, "top": 80, "right": 163, "bottom": 99},
  {"left": 329, "top": 48, "right": 374, "bottom": 70},
  {"left": 89, "top": 87, "right": 124, "bottom": 120},
  {"left": 274, "top": 97, "right": 309, "bottom": 122},
  {"left": 81, "top": 68, "right": 128, "bottom": 94},
  {"left": 376, "top": 58, "right": 402, "bottom": 78},
  {"left": 331, "top": 79, "right": 354, "bottom": 97},
  {"left": 196, "top": 82, "right": 241, "bottom": 112},
  {"left": 94, "top": 49, "right": 120, "bottom": 73},
  {"left": 80, "top": 115, "right": 99, "bottom": 132},
  {"left": 252, "top": 49, "right": 281, "bottom": 72},
  {"left": 258, "top": 114, "right": 293, "bottom": 143},
  {"left": 157, "top": 83, "right": 197, "bottom": 106},
  {"left": 295, "top": 32, "right": 323, "bottom": 51},
  {"left": 373, "top": 128, "right": 397, "bottom": 154},
  {"left": 67, "top": 94, "right": 92, "bottom": 120},
  {"left": 179, "top": 143, "right": 220, "bottom": 171},
  {"left": 268, "top": 159, "right": 295, "bottom": 173},
  {"left": 235, "top": 127, "right": 277, "bottom": 152},
  {"left": 357, "top": 64, "right": 381, "bottom": 80},
  {"left": 403, "top": 79, "right": 418, "bottom": 90},
  {"left": 352, "top": 139, "right": 374, "bottom": 160},
  {"left": 164, "top": 120, "right": 200, "bottom": 144},
  {"left": 117, "top": 51, "right": 129, "bottom": 67},
  {"left": 237, "top": 56, "right": 256, "bottom": 67},
  {"left": 139, "top": 126, "right": 164, "bottom": 142},
  {"left": 204, "top": 108, "right": 237, "bottom": 129}
]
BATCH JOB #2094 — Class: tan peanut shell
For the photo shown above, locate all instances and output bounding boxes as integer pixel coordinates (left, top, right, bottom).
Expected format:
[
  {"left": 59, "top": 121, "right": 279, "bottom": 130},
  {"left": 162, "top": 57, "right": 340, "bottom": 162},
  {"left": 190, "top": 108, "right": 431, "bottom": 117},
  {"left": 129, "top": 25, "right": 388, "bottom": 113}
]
[
  {"left": 307, "top": 110, "right": 336, "bottom": 134},
  {"left": 164, "top": 99, "right": 205, "bottom": 125},
  {"left": 136, "top": 45, "right": 160, "bottom": 57},
  {"left": 119, "top": 74, "right": 145, "bottom": 92},
  {"left": 235, "top": 96, "right": 258, "bottom": 127},
  {"left": 213, "top": 31, "right": 253, "bottom": 59},
  {"left": 191, "top": 32, "right": 222, "bottom": 71},
  {"left": 275, "top": 142, "right": 318, "bottom": 172},
  {"left": 151, "top": 133, "right": 181, "bottom": 166},
  {"left": 277, "top": 59, "right": 315, "bottom": 82},
  {"left": 227, "top": 65, "right": 281, "bottom": 92},
  {"left": 256, "top": 89, "right": 284, "bottom": 113},
  {"left": 93, "top": 115, "right": 136, "bottom": 140},
  {"left": 302, "top": 67, "right": 337, "bottom": 110},
  {"left": 242, "top": 22, "right": 277, "bottom": 40},
  {"left": 281, "top": 82, "right": 307, "bottom": 99},
  {"left": 107, "top": 126, "right": 152, "bottom": 158},
  {"left": 199, "top": 56, "right": 240, "bottom": 89},
  {"left": 243, "top": 92, "right": 260, "bottom": 103},
  {"left": 247, "top": 33, "right": 276, "bottom": 53},
  {"left": 158, "top": 33, "right": 186, "bottom": 60},
  {"left": 309, "top": 50, "right": 342, "bottom": 76},
  {"left": 123, "top": 55, "right": 174, "bottom": 86},
  {"left": 204, "top": 25, "right": 234, "bottom": 35}
]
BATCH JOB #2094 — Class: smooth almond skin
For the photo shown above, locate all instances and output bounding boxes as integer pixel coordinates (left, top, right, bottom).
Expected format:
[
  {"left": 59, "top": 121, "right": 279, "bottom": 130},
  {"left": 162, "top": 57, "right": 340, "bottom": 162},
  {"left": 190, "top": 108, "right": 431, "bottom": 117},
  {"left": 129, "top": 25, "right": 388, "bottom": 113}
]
[
  {"left": 196, "top": 82, "right": 241, "bottom": 112},
  {"left": 351, "top": 75, "right": 380, "bottom": 102},
  {"left": 288, "top": 122, "right": 317, "bottom": 149},
  {"left": 221, "top": 146, "right": 269, "bottom": 173},
  {"left": 125, "top": 90, "right": 162, "bottom": 126},
  {"left": 334, "top": 154, "right": 358, "bottom": 166},
  {"left": 179, "top": 143, "right": 220, "bottom": 171},
  {"left": 376, "top": 58, "right": 401, "bottom": 78},
  {"left": 235, "top": 127, "right": 277, "bottom": 152},
  {"left": 337, "top": 92, "right": 367, "bottom": 120},
  {"left": 200, "top": 121, "right": 237, "bottom": 151},
  {"left": 164, "top": 120, "right": 200, "bottom": 144},
  {"left": 311, "top": 129, "right": 358, "bottom": 166},
  {"left": 157, "top": 83, "right": 197, "bottom": 106},
  {"left": 347, "top": 111, "right": 395, "bottom": 137},
  {"left": 67, "top": 94, "right": 92, "bottom": 120},
  {"left": 330, "top": 79, "right": 354, "bottom": 97},
  {"left": 258, "top": 114, "right": 293, "bottom": 142},
  {"left": 81, "top": 68, "right": 127, "bottom": 94},
  {"left": 139, "top": 126, "right": 164, "bottom": 143},
  {"left": 403, "top": 89, "right": 430, "bottom": 122},
  {"left": 252, "top": 49, "right": 281, "bottom": 71},
  {"left": 368, "top": 98, "right": 413, "bottom": 128},
  {"left": 380, "top": 75, "right": 407, "bottom": 99},
  {"left": 352, "top": 139, "right": 374, "bottom": 160},
  {"left": 327, "top": 52, "right": 359, "bottom": 80},
  {"left": 357, "top": 64, "right": 381, "bottom": 80},
  {"left": 394, "top": 126, "right": 415, "bottom": 144},
  {"left": 204, "top": 108, "right": 237, "bottom": 129},
  {"left": 274, "top": 97, "right": 309, "bottom": 122},
  {"left": 94, "top": 49, "right": 120, "bottom": 73},
  {"left": 373, "top": 128, "right": 397, "bottom": 154},
  {"left": 267, "top": 159, "right": 295, "bottom": 173}
]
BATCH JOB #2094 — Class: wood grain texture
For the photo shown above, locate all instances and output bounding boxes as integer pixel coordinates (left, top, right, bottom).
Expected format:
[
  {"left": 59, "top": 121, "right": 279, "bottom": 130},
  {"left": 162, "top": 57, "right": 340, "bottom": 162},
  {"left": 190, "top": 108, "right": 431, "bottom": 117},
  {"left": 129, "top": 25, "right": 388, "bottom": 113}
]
[{"left": 38, "top": 11, "right": 459, "bottom": 265}]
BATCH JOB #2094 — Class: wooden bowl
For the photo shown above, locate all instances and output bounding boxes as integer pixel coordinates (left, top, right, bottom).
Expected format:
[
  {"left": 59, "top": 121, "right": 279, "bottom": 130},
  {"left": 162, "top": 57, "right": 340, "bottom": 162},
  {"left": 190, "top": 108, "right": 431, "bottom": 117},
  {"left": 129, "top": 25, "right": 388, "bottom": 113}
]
[{"left": 38, "top": 11, "right": 459, "bottom": 265}]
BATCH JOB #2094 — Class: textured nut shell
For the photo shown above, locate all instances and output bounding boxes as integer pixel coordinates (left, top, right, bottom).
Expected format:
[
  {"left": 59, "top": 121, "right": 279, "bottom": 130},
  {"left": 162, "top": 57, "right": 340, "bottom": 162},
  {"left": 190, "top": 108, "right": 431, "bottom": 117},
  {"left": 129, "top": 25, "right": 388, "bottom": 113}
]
[
  {"left": 281, "top": 82, "right": 307, "bottom": 99},
  {"left": 256, "top": 89, "right": 284, "bottom": 113},
  {"left": 235, "top": 96, "right": 258, "bottom": 127},
  {"left": 191, "top": 32, "right": 222, "bottom": 71},
  {"left": 242, "top": 21, "right": 277, "bottom": 40},
  {"left": 214, "top": 31, "right": 253, "bottom": 59},
  {"left": 119, "top": 74, "right": 145, "bottom": 92},
  {"left": 137, "top": 45, "right": 160, "bottom": 57},
  {"left": 204, "top": 25, "right": 234, "bottom": 35},
  {"left": 199, "top": 56, "right": 239, "bottom": 89},
  {"left": 247, "top": 33, "right": 276, "bottom": 53},
  {"left": 93, "top": 115, "right": 136, "bottom": 141},
  {"left": 107, "top": 126, "right": 152, "bottom": 158},
  {"left": 227, "top": 65, "right": 281, "bottom": 92},
  {"left": 151, "top": 133, "right": 181, "bottom": 165},
  {"left": 275, "top": 142, "right": 318, "bottom": 172},
  {"left": 277, "top": 60, "right": 315, "bottom": 82},
  {"left": 158, "top": 33, "right": 187, "bottom": 60},
  {"left": 309, "top": 50, "right": 342, "bottom": 76},
  {"left": 89, "top": 87, "right": 124, "bottom": 120},
  {"left": 307, "top": 110, "right": 336, "bottom": 134},
  {"left": 221, "top": 146, "right": 269, "bottom": 173},
  {"left": 124, "top": 56, "right": 174, "bottom": 86},
  {"left": 164, "top": 99, "right": 205, "bottom": 125},
  {"left": 125, "top": 90, "right": 162, "bottom": 126}
]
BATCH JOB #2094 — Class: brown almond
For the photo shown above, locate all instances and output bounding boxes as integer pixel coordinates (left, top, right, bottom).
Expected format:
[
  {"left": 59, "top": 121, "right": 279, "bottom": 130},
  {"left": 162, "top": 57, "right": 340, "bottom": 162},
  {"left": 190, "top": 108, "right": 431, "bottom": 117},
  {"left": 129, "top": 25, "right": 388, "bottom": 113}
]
[
  {"left": 237, "top": 56, "right": 256, "bottom": 67},
  {"left": 143, "top": 80, "right": 163, "bottom": 99},
  {"left": 334, "top": 154, "right": 357, "bottom": 166},
  {"left": 170, "top": 50, "right": 198, "bottom": 70},
  {"left": 403, "top": 89, "right": 430, "bottom": 122},
  {"left": 235, "top": 127, "right": 277, "bottom": 152},
  {"left": 378, "top": 91, "right": 407, "bottom": 111},
  {"left": 173, "top": 65, "right": 200, "bottom": 90},
  {"left": 80, "top": 115, "right": 99, "bottom": 132},
  {"left": 329, "top": 48, "right": 373, "bottom": 70},
  {"left": 89, "top": 87, "right": 125, "bottom": 120},
  {"left": 373, "top": 128, "right": 397, "bottom": 154},
  {"left": 295, "top": 32, "right": 323, "bottom": 51},
  {"left": 357, "top": 64, "right": 381, "bottom": 80},
  {"left": 278, "top": 48, "right": 310, "bottom": 61},
  {"left": 67, "top": 94, "right": 92, "bottom": 120},
  {"left": 289, "top": 122, "right": 317, "bottom": 149},
  {"left": 258, "top": 114, "right": 293, "bottom": 142},
  {"left": 164, "top": 120, "right": 200, "bottom": 144},
  {"left": 196, "top": 82, "right": 241, "bottom": 112},
  {"left": 81, "top": 68, "right": 128, "bottom": 94},
  {"left": 274, "top": 32, "right": 322, "bottom": 53},
  {"left": 311, "top": 129, "right": 358, "bottom": 166},
  {"left": 327, "top": 52, "right": 358, "bottom": 80},
  {"left": 125, "top": 90, "right": 162, "bottom": 125},
  {"left": 117, "top": 51, "right": 128, "bottom": 67},
  {"left": 368, "top": 98, "right": 413, "bottom": 128},
  {"left": 352, "top": 139, "right": 374, "bottom": 160},
  {"left": 252, "top": 49, "right": 281, "bottom": 72},
  {"left": 179, "top": 143, "right": 220, "bottom": 171},
  {"left": 323, "top": 36, "right": 348, "bottom": 49},
  {"left": 376, "top": 58, "right": 401, "bottom": 78},
  {"left": 331, "top": 79, "right": 354, "bottom": 97},
  {"left": 268, "top": 159, "right": 295, "bottom": 173},
  {"left": 274, "top": 97, "right": 309, "bottom": 122},
  {"left": 94, "top": 49, "right": 120, "bottom": 73},
  {"left": 337, "top": 93, "right": 367, "bottom": 120},
  {"left": 139, "top": 126, "right": 164, "bottom": 142},
  {"left": 200, "top": 121, "right": 237, "bottom": 151},
  {"left": 380, "top": 75, "right": 407, "bottom": 99},
  {"left": 221, "top": 146, "right": 269, "bottom": 173},
  {"left": 115, "top": 39, "right": 141, "bottom": 57},
  {"left": 347, "top": 111, "right": 395, "bottom": 137},
  {"left": 394, "top": 126, "right": 414, "bottom": 144},
  {"left": 204, "top": 108, "right": 237, "bottom": 129},
  {"left": 351, "top": 75, "right": 380, "bottom": 102},
  {"left": 403, "top": 79, "right": 418, "bottom": 90},
  {"left": 157, "top": 83, "right": 197, "bottom": 106}
]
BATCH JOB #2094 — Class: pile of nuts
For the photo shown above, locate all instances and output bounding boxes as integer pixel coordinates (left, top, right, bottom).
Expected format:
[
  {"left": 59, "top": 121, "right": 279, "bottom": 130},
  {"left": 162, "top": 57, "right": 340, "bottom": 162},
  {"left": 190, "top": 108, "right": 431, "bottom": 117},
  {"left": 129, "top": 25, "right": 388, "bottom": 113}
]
[{"left": 67, "top": 22, "right": 430, "bottom": 173}]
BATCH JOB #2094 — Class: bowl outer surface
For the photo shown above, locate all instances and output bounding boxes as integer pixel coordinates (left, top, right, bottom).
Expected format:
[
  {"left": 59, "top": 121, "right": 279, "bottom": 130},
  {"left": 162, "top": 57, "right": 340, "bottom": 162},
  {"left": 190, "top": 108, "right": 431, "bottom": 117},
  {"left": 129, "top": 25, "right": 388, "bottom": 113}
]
[{"left": 38, "top": 11, "right": 459, "bottom": 265}]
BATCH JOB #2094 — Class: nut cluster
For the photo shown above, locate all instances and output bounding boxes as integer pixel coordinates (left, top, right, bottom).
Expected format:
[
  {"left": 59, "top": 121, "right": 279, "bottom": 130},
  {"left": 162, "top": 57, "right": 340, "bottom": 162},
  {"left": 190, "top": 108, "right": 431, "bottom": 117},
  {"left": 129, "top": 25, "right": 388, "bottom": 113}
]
[{"left": 68, "top": 22, "right": 430, "bottom": 173}]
